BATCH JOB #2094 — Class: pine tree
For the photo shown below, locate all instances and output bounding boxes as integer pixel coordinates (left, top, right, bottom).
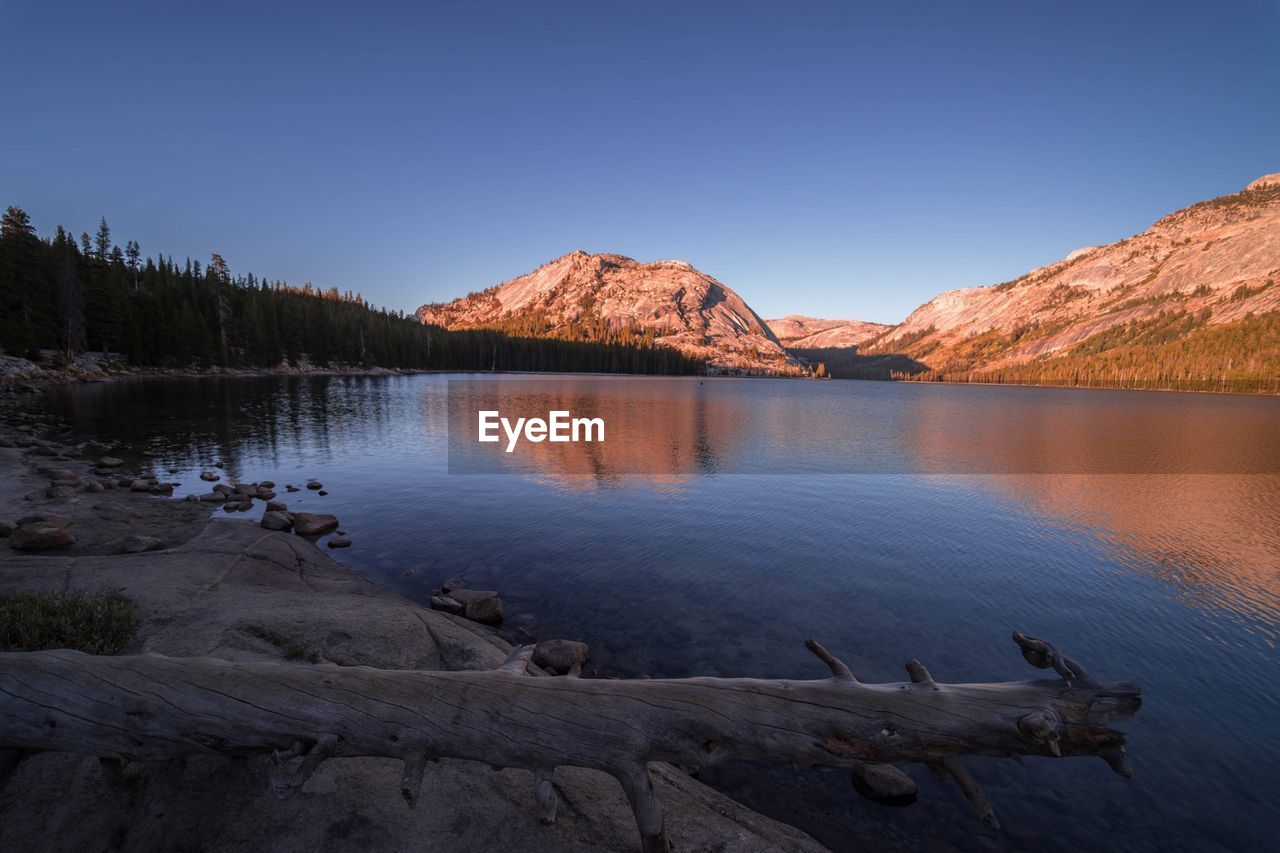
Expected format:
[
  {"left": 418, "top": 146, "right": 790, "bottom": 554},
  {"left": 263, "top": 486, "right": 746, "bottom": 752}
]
[
  {"left": 94, "top": 217, "right": 111, "bottom": 260},
  {"left": 56, "top": 254, "right": 86, "bottom": 357}
]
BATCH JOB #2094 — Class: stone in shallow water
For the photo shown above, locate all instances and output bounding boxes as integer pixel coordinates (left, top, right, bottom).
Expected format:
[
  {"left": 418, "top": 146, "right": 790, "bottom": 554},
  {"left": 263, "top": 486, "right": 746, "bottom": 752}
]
[
  {"left": 306, "top": 481, "right": 323, "bottom": 491},
  {"left": 534, "top": 639, "right": 590, "bottom": 674},
  {"left": 850, "top": 763, "right": 917, "bottom": 807},
  {"left": 443, "top": 588, "right": 504, "bottom": 624},
  {"left": 260, "top": 511, "right": 294, "bottom": 531},
  {"left": 429, "top": 595, "right": 464, "bottom": 615},
  {"left": 200, "top": 471, "right": 220, "bottom": 482},
  {"left": 327, "top": 534, "right": 352, "bottom": 549},
  {"left": 292, "top": 512, "right": 339, "bottom": 536}
]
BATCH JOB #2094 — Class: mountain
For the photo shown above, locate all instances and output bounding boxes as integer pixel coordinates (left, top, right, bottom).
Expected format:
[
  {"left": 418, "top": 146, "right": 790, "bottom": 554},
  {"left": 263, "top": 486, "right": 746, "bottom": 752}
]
[
  {"left": 418, "top": 251, "right": 800, "bottom": 374},
  {"left": 766, "top": 316, "right": 891, "bottom": 349},
  {"left": 863, "top": 173, "right": 1280, "bottom": 392}
]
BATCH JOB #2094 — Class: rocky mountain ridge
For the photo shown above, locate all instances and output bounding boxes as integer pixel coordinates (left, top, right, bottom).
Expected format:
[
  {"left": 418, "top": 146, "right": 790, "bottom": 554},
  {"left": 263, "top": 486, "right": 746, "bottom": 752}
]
[
  {"left": 862, "top": 173, "right": 1280, "bottom": 383},
  {"left": 766, "top": 316, "right": 891, "bottom": 349},
  {"left": 419, "top": 250, "right": 799, "bottom": 374}
]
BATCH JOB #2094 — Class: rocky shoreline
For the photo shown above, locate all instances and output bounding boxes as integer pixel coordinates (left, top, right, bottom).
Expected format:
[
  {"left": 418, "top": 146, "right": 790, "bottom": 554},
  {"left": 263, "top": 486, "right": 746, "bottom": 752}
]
[
  {"left": 0, "top": 390, "right": 824, "bottom": 852},
  {"left": 0, "top": 352, "right": 424, "bottom": 391}
]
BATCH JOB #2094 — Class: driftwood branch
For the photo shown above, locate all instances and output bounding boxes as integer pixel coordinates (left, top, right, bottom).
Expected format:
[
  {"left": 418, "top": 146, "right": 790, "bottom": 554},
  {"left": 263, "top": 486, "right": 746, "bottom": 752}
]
[{"left": 0, "top": 632, "right": 1140, "bottom": 851}]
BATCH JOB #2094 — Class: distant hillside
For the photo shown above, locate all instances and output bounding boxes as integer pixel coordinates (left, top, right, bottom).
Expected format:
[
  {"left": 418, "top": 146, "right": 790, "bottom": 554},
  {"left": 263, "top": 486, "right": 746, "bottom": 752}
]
[
  {"left": 0, "top": 208, "right": 704, "bottom": 377},
  {"left": 864, "top": 174, "right": 1280, "bottom": 393},
  {"left": 766, "top": 316, "right": 890, "bottom": 349},
  {"left": 419, "top": 251, "right": 800, "bottom": 375}
]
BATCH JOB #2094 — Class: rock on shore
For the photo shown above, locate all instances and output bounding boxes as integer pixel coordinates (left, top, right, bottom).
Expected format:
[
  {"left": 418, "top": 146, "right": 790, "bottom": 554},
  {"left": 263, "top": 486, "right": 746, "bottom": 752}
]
[{"left": 0, "top": 418, "right": 823, "bottom": 853}]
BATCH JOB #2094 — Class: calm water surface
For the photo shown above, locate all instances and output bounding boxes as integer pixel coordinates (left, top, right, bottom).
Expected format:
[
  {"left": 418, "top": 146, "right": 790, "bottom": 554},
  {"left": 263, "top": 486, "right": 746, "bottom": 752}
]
[{"left": 37, "top": 375, "right": 1280, "bottom": 852}]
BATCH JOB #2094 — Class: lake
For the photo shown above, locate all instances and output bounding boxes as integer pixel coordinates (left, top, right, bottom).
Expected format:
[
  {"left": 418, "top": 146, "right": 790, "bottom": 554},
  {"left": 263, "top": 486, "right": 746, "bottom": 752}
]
[{"left": 35, "top": 374, "right": 1280, "bottom": 852}]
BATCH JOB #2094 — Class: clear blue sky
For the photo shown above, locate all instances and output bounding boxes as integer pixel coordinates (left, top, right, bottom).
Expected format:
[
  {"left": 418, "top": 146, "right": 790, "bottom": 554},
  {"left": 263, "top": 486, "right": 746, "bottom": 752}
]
[{"left": 3, "top": 1, "right": 1277, "bottom": 324}]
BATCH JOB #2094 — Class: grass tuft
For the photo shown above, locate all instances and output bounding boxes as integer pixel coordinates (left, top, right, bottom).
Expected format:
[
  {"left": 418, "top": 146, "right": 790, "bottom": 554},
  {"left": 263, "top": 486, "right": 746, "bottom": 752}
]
[{"left": 0, "top": 589, "right": 141, "bottom": 654}]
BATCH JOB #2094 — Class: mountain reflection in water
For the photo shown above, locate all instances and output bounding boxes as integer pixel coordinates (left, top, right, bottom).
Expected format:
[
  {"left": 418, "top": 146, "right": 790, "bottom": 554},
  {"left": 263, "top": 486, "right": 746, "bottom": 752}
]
[{"left": 34, "top": 374, "right": 1280, "bottom": 852}]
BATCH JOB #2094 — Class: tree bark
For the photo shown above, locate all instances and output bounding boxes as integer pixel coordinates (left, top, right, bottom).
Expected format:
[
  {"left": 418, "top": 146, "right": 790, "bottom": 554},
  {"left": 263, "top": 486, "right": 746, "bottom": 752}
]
[{"left": 0, "top": 633, "right": 1139, "bottom": 851}]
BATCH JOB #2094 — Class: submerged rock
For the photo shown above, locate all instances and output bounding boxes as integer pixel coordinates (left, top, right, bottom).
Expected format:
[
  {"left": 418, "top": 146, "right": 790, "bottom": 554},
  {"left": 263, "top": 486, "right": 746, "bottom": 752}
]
[
  {"left": 850, "top": 763, "right": 917, "bottom": 807},
  {"left": 327, "top": 534, "right": 352, "bottom": 548},
  {"left": 292, "top": 512, "right": 339, "bottom": 536},
  {"left": 306, "top": 481, "right": 323, "bottom": 491},
  {"left": 200, "top": 471, "right": 220, "bottom": 482}
]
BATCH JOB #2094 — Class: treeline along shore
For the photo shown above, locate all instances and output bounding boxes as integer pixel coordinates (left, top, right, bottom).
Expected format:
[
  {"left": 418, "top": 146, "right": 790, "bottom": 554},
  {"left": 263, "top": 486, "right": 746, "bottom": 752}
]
[{"left": 0, "top": 207, "right": 705, "bottom": 378}]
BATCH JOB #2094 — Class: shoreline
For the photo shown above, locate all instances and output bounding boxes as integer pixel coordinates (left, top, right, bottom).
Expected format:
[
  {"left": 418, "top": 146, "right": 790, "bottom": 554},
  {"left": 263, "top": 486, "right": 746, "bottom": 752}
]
[
  {"left": 0, "top": 396, "right": 825, "bottom": 852},
  {"left": 6, "top": 351, "right": 1276, "bottom": 399}
]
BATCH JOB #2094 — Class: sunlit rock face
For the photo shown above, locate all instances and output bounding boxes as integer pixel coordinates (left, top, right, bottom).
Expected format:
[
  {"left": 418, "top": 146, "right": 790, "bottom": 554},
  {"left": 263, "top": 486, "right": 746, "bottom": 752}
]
[
  {"left": 866, "top": 174, "right": 1280, "bottom": 371},
  {"left": 766, "top": 316, "right": 891, "bottom": 349},
  {"left": 418, "top": 251, "right": 800, "bottom": 374}
]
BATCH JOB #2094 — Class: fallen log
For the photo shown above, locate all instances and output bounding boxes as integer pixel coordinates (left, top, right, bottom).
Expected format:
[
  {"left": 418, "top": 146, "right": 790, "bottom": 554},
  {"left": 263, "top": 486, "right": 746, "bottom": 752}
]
[{"left": 0, "top": 632, "right": 1139, "bottom": 852}]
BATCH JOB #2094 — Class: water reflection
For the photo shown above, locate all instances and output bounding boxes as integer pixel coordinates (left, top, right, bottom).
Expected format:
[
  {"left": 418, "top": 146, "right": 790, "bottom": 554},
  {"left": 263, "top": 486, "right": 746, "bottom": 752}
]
[{"left": 31, "top": 374, "right": 1280, "bottom": 852}]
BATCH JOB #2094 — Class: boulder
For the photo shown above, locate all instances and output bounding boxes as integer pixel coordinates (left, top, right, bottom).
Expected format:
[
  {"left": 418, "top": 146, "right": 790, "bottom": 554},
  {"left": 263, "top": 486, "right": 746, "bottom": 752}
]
[
  {"left": 45, "top": 485, "right": 76, "bottom": 499},
  {"left": 292, "top": 512, "right": 339, "bottom": 536},
  {"left": 259, "top": 480, "right": 276, "bottom": 489},
  {"left": 444, "top": 588, "right": 504, "bottom": 624},
  {"left": 850, "top": 763, "right": 918, "bottom": 807},
  {"left": 265, "top": 500, "right": 288, "bottom": 512},
  {"left": 429, "top": 595, "right": 464, "bottom": 615},
  {"left": 260, "top": 511, "right": 294, "bottom": 531},
  {"left": 9, "top": 523, "right": 75, "bottom": 551},
  {"left": 233, "top": 483, "right": 257, "bottom": 496},
  {"left": 122, "top": 534, "right": 165, "bottom": 554},
  {"left": 200, "top": 471, "right": 220, "bottom": 482},
  {"left": 85, "top": 481, "right": 105, "bottom": 493},
  {"left": 212, "top": 484, "right": 233, "bottom": 495},
  {"left": 130, "top": 479, "right": 152, "bottom": 492},
  {"left": 327, "top": 534, "right": 352, "bottom": 549},
  {"left": 222, "top": 501, "right": 252, "bottom": 513},
  {"left": 256, "top": 489, "right": 277, "bottom": 501},
  {"left": 149, "top": 483, "right": 174, "bottom": 496},
  {"left": 98, "top": 456, "right": 124, "bottom": 467},
  {"left": 198, "top": 491, "right": 228, "bottom": 503},
  {"left": 533, "top": 639, "right": 590, "bottom": 675},
  {"left": 306, "top": 481, "right": 323, "bottom": 491}
]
